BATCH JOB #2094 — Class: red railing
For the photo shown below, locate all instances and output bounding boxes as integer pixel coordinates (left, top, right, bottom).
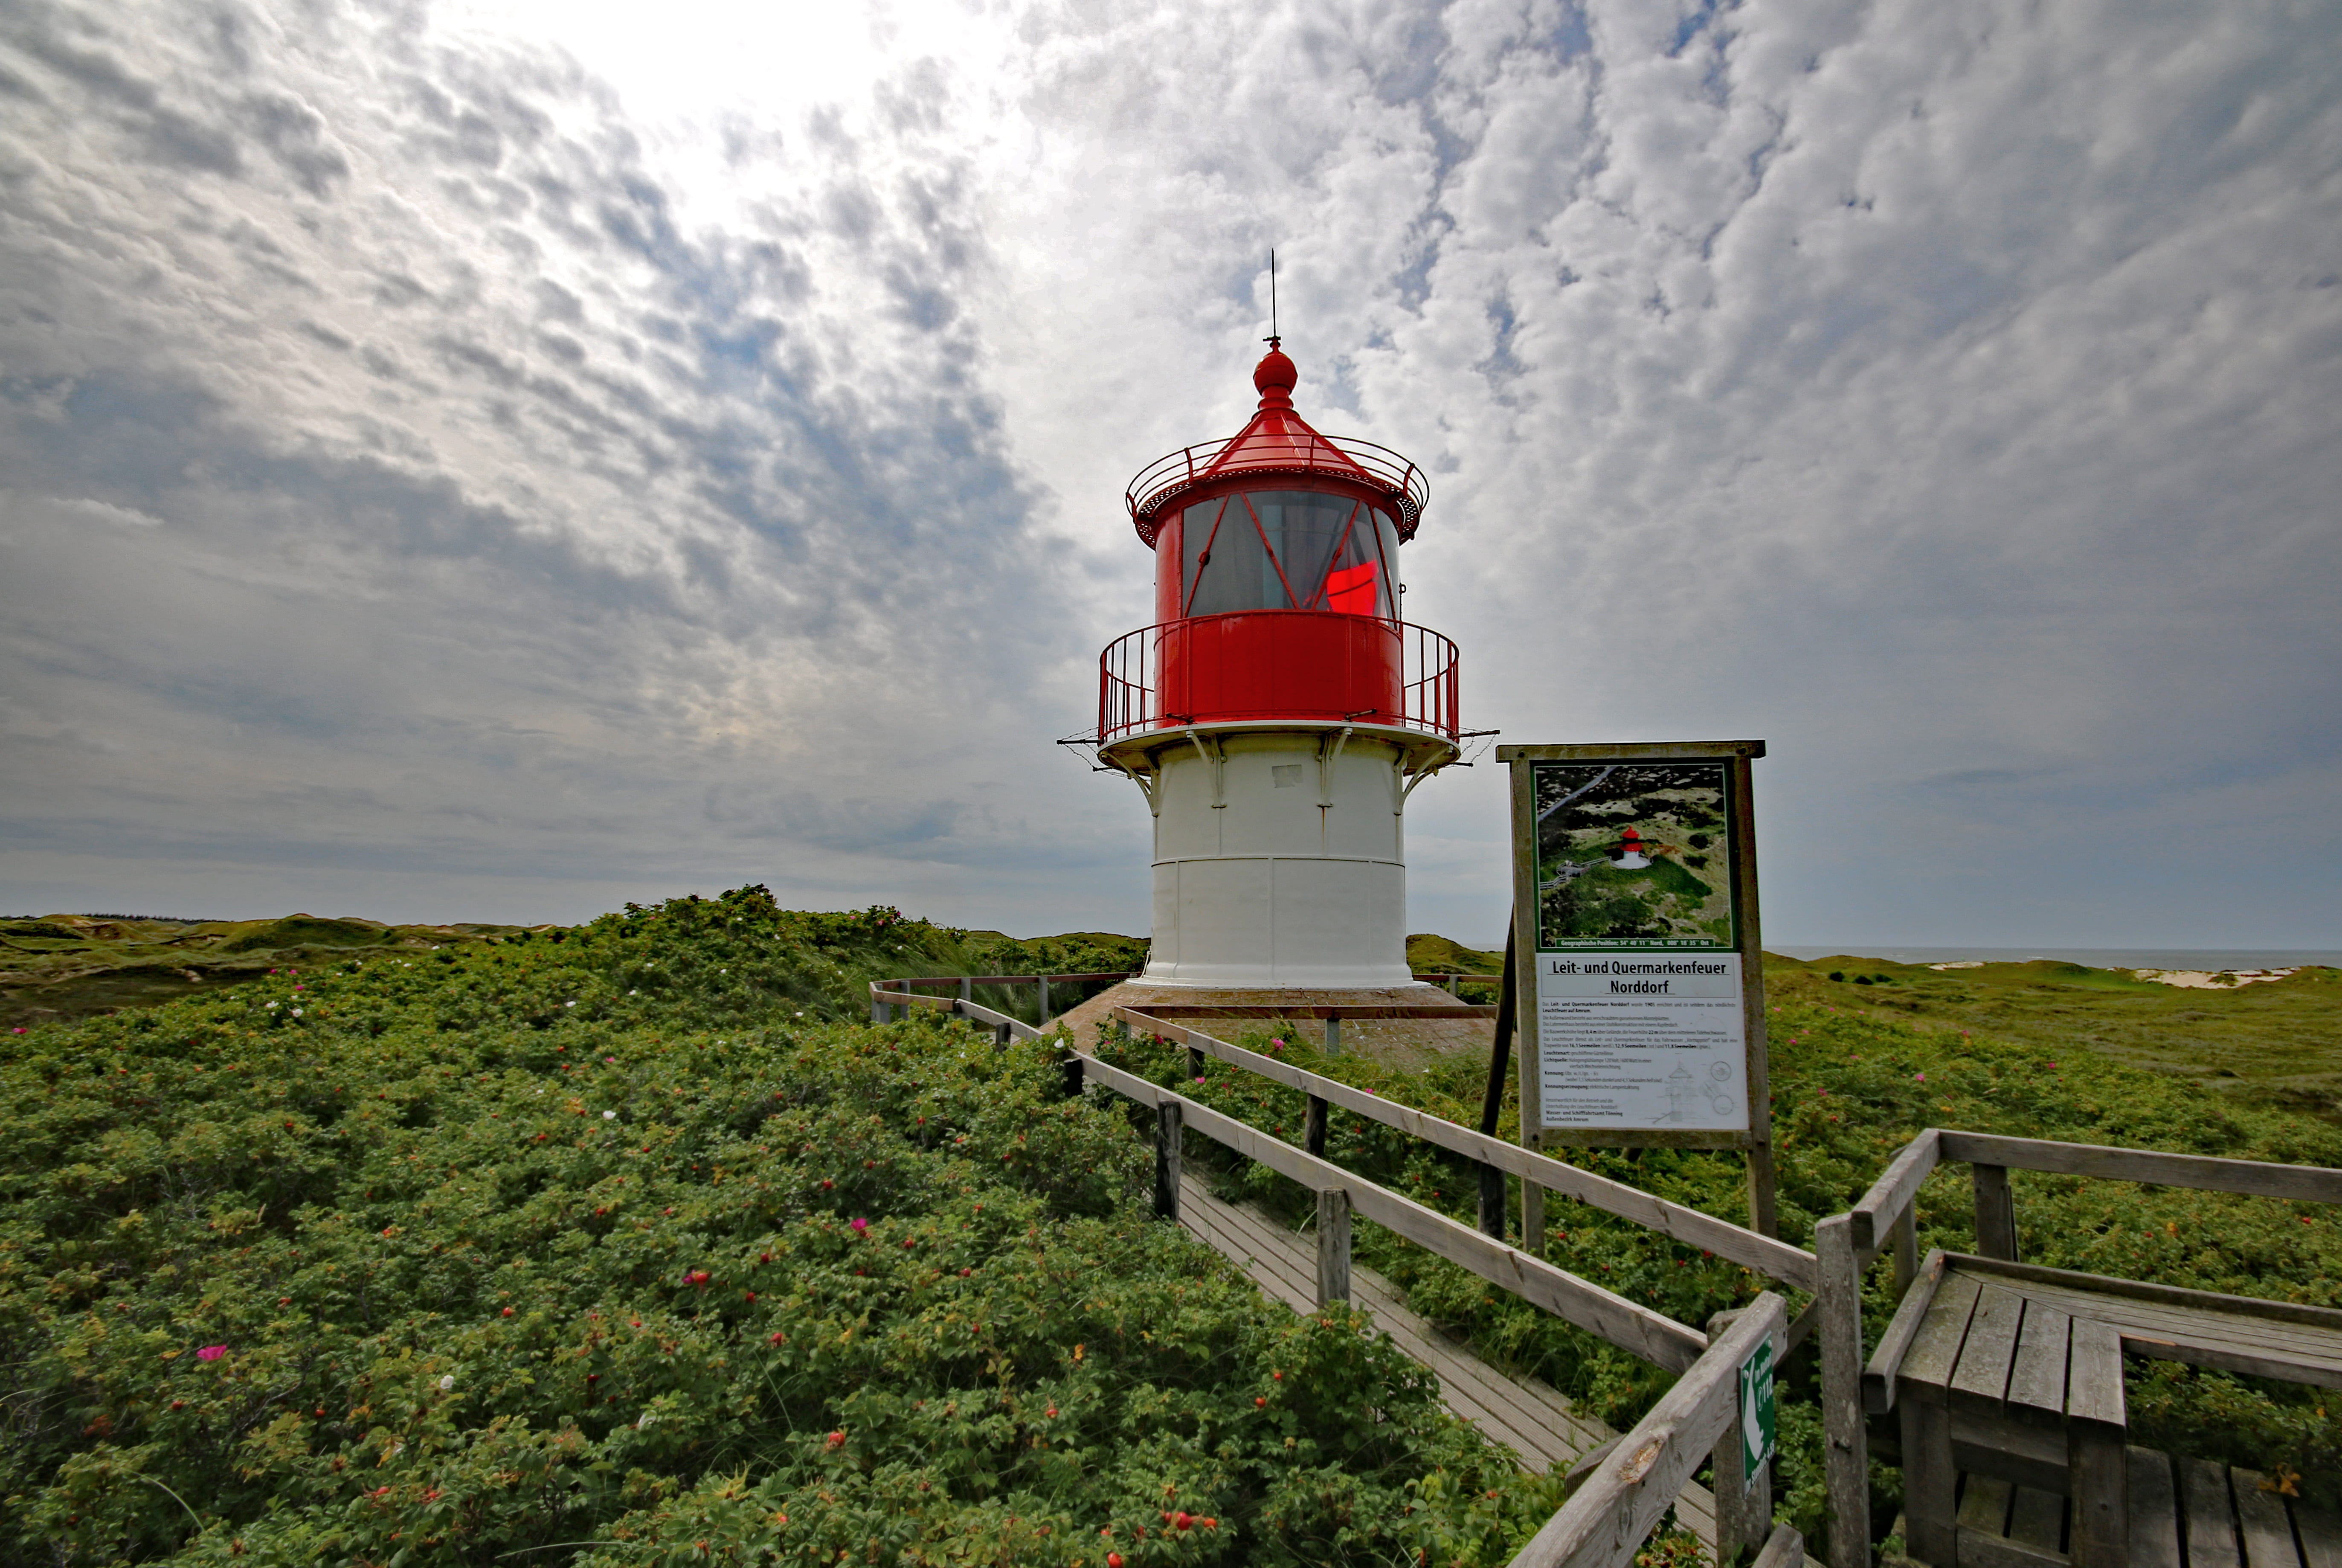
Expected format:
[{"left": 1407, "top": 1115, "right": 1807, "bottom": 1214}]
[
  {"left": 1124, "top": 433, "right": 1430, "bottom": 542},
  {"left": 1098, "top": 613, "right": 1459, "bottom": 745}
]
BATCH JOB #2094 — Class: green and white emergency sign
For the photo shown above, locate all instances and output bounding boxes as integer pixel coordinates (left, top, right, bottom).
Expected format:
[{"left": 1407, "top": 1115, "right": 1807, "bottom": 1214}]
[{"left": 1738, "top": 1336, "right": 1777, "bottom": 1482}]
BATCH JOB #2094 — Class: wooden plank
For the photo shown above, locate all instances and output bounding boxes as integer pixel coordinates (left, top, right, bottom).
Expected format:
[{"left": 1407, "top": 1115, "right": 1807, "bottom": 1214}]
[
  {"left": 1077, "top": 1055, "right": 1710, "bottom": 1370},
  {"left": 1954, "top": 1530, "right": 2065, "bottom": 1568},
  {"left": 1750, "top": 1525, "right": 1803, "bottom": 1568},
  {"left": 1939, "top": 1131, "right": 2342, "bottom": 1205},
  {"left": 2066, "top": 1423, "right": 2126, "bottom": 1568},
  {"left": 1947, "top": 1284, "right": 2026, "bottom": 1417},
  {"left": 1959, "top": 1475, "right": 2014, "bottom": 1535},
  {"left": 1114, "top": 1008, "right": 1818, "bottom": 1289},
  {"left": 1901, "top": 1396, "right": 1958, "bottom": 1563},
  {"left": 1974, "top": 1164, "right": 2020, "bottom": 1261},
  {"left": 1870, "top": 1250, "right": 1954, "bottom": 1411},
  {"left": 1154, "top": 1099, "right": 1182, "bottom": 1221},
  {"left": 1318, "top": 1186, "right": 1352, "bottom": 1307},
  {"left": 1899, "top": 1271, "right": 1986, "bottom": 1394},
  {"left": 2297, "top": 1496, "right": 2342, "bottom": 1568},
  {"left": 2233, "top": 1472, "right": 2299, "bottom": 1568},
  {"left": 1502, "top": 1298, "right": 1784, "bottom": 1568},
  {"left": 2125, "top": 1447, "right": 2182, "bottom": 1568},
  {"left": 1179, "top": 1179, "right": 1614, "bottom": 1482},
  {"left": 1134, "top": 1002, "right": 1503, "bottom": 1019},
  {"left": 2063, "top": 1318, "right": 2126, "bottom": 1428},
  {"left": 2004, "top": 1297, "right": 2072, "bottom": 1424},
  {"left": 1949, "top": 1254, "right": 2342, "bottom": 1334},
  {"left": 2002, "top": 1280, "right": 2342, "bottom": 1353},
  {"left": 2007, "top": 1487, "right": 2063, "bottom": 1553},
  {"left": 1815, "top": 1216, "right": 1870, "bottom": 1568},
  {"left": 2183, "top": 1458, "right": 2242, "bottom": 1568},
  {"left": 1852, "top": 1128, "right": 1943, "bottom": 1251}
]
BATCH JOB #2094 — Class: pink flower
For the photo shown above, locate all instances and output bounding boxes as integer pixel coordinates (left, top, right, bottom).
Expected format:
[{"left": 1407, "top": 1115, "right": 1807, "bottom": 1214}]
[
  {"left": 849, "top": 1218, "right": 868, "bottom": 1236},
  {"left": 1914, "top": 1072, "right": 1927, "bottom": 1083},
  {"left": 195, "top": 1345, "right": 228, "bottom": 1362}
]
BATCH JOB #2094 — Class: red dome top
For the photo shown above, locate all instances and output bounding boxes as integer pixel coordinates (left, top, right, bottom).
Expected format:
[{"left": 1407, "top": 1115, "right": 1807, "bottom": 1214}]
[
  {"left": 1122, "top": 343, "right": 1428, "bottom": 546},
  {"left": 1252, "top": 341, "right": 1298, "bottom": 408}
]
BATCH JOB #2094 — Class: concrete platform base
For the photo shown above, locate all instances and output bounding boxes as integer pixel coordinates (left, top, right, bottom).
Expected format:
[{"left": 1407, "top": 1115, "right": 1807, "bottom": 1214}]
[{"left": 1046, "top": 979, "right": 1491, "bottom": 1069}]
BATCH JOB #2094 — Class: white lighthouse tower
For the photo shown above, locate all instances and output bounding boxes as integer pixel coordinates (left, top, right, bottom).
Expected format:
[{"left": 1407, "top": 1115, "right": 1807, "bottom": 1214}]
[{"left": 1065, "top": 340, "right": 1472, "bottom": 1031}]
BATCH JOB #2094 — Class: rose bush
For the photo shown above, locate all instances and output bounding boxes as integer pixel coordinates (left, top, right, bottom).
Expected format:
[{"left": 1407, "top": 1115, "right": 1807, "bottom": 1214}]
[{"left": 1, "top": 888, "right": 1576, "bottom": 1568}]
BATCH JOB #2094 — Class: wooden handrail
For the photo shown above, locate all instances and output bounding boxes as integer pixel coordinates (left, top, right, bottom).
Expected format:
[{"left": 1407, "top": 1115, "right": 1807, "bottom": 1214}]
[
  {"left": 1848, "top": 1127, "right": 2342, "bottom": 1252},
  {"left": 1077, "top": 1052, "right": 1709, "bottom": 1372},
  {"left": 1506, "top": 1294, "right": 1794, "bottom": 1568},
  {"left": 1117, "top": 1007, "right": 1816, "bottom": 1290}
]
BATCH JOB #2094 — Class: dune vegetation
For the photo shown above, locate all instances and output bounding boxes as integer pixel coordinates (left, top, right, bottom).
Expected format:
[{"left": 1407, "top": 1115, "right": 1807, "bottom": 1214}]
[{"left": 6, "top": 893, "right": 2338, "bottom": 1563}]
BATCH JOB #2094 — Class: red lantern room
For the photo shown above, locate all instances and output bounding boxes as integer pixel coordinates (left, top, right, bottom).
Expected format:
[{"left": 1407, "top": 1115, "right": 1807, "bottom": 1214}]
[
  {"left": 1090, "top": 340, "right": 1463, "bottom": 991},
  {"left": 1100, "top": 341, "right": 1457, "bottom": 746}
]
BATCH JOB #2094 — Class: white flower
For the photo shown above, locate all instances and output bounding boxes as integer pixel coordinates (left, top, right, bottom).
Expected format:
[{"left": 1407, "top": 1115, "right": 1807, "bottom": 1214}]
[
  {"left": 266, "top": 1001, "right": 279, "bottom": 1009},
  {"left": 438, "top": 1374, "right": 455, "bottom": 1391},
  {"left": 565, "top": 1000, "right": 577, "bottom": 1008},
  {"left": 603, "top": 1110, "right": 617, "bottom": 1120},
  {"left": 630, "top": 989, "right": 638, "bottom": 995},
  {"left": 291, "top": 1008, "right": 303, "bottom": 1017},
  {"left": 794, "top": 1012, "right": 804, "bottom": 1018}
]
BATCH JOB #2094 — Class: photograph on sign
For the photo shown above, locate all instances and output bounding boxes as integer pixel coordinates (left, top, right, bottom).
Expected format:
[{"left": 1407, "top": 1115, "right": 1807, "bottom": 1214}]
[{"left": 1532, "top": 761, "right": 1735, "bottom": 951}]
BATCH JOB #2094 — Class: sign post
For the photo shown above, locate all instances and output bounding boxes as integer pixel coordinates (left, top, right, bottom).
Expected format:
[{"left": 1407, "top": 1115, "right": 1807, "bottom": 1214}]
[{"left": 1499, "top": 741, "right": 1776, "bottom": 1237}]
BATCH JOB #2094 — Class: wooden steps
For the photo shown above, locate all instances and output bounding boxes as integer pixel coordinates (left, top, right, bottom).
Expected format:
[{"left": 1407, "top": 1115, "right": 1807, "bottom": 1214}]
[
  {"left": 1938, "top": 1449, "right": 2342, "bottom": 1568},
  {"left": 1176, "top": 1171, "right": 1721, "bottom": 1548}
]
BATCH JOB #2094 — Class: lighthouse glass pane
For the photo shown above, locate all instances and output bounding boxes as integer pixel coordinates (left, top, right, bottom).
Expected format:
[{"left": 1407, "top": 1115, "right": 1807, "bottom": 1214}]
[{"left": 1181, "top": 491, "right": 1401, "bottom": 618}]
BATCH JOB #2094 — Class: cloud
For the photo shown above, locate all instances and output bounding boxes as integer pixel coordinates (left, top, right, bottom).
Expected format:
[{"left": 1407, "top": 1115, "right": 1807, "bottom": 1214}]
[{"left": 0, "top": 0, "right": 2336, "bottom": 947}]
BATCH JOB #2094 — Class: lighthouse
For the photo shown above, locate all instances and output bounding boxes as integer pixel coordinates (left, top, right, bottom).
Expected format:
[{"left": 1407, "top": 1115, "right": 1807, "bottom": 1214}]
[{"left": 1084, "top": 339, "right": 1464, "bottom": 998}]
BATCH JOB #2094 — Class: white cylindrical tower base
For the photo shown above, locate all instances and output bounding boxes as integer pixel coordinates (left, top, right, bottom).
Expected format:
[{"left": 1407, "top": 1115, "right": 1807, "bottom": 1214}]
[{"left": 1129, "top": 726, "right": 1427, "bottom": 989}]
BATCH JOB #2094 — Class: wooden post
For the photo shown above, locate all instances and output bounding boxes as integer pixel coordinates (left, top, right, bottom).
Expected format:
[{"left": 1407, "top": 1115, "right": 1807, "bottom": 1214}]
[
  {"left": 1477, "top": 1164, "right": 1507, "bottom": 1240},
  {"left": 996, "top": 1020, "right": 1014, "bottom": 1046},
  {"left": 1323, "top": 1014, "right": 1341, "bottom": 1056},
  {"left": 1059, "top": 1053, "right": 1085, "bottom": 1101},
  {"left": 1890, "top": 1205, "right": 1919, "bottom": 1299},
  {"left": 1187, "top": 1045, "right": 1206, "bottom": 1080},
  {"left": 1154, "top": 1100, "right": 1182, "bottom": 1222},
  {"left": 870, "top": 996, "right": 886, "bottom": 1024},
  {"left": 1973, "top": 1164, "right": 2018, "bottom": 1260},
  {"left": 1522, "top": 1173, "right": 1545, "bottom": 1258},
  {"left": 1036, "top": 976, "right": 1051, "bottom": 1025},
  {"left": 1316, "top": 1187, "right": 1352, "bottom": 1306},
  {"left": 1304, "top": 1094, "right": 1328, "bottom": 1159},
  {"left": 958, "top": 977, "right": 973, "bottom": 1003},
  {"left": 1709, "top": 1308, "right": 1774, "bottom": 1565},
  {"left": 1478, "top": 929, "right": 1518, "bottom": 1245},
  {"left": 1814, "top": 1214, "right": 1870, "bottom": 1568}
]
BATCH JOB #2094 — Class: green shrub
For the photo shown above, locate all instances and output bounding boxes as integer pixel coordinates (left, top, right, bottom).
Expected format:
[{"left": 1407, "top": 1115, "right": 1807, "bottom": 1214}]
[{"left": 0, "top": 890, "right": 1547, "bottom": 1568}]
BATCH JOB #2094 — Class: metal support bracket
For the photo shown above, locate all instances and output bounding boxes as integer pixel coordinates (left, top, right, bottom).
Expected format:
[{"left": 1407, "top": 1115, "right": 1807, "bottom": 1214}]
[
  {"left": 1184, "top": 729, "right": 1227, "bottom": 809},
  {"left": 1107, "top": 755, "right": 1162, "bottom": 817},
  {"left": 1316, "top": 726, "right": 1352, "bottom": 809},
  {"left": 1395, "top": 756, "right": 1448, "bottom": 816}
]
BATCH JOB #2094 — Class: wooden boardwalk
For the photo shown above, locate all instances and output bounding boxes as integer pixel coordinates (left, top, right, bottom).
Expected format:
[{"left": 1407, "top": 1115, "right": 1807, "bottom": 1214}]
[
  {"left": 1177, "top": 1172, "right": 1721, "bottom": 1548},
  {"left": 1944, "top": 1449, "right": 2342, "bottom": 1568}
]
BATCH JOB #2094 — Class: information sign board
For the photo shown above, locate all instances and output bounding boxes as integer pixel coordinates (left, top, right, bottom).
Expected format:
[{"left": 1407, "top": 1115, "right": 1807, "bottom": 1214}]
[{"left": 1501, "top": 742, "right": 1770, "bottom": 1163}]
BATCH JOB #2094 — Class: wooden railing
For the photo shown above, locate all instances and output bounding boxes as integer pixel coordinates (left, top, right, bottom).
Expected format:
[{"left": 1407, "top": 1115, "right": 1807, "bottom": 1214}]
[
  {"left": 1811, "top": 1129, "right": 2342, "bottom": 1568},
  {"left": 1508, "top": 1293, "right": 1804, "bottom": 1568},
  {"left": 867, "top": 979, "right": 1818, "bottom": 1563}
]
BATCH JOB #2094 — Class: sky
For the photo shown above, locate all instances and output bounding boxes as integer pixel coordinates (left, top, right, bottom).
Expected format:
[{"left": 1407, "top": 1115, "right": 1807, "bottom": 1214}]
[{"left": 0, "top": 0, "right": 2336, "bottom": 949}]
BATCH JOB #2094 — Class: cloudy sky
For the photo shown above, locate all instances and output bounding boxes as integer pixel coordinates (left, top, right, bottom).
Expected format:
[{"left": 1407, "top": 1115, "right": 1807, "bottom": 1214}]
[{"left": 1, "top": 0, "right": 2335, "bottom": 949}]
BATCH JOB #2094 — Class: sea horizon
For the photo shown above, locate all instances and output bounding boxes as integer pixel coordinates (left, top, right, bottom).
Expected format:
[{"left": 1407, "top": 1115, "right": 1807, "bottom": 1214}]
[{"left": 1767, "top": 945, "right": 2342, "bottom": 971}]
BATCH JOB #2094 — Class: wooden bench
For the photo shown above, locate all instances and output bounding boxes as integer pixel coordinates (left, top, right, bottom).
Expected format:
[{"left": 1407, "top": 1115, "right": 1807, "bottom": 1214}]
[{"left": 1869, "top": 1251, "right": 2342, "bottom": 1568}]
